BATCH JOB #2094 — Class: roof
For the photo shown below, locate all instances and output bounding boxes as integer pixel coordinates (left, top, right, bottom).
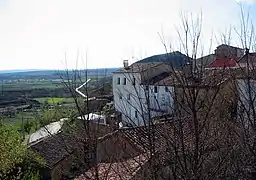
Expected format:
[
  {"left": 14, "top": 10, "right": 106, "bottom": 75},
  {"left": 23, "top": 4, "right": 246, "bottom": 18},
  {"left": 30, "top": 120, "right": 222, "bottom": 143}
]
[
  {"left": 75, "top": 121, "right": 179, "bottom": 180},
  {"left": 141, "top": 72, "right": 171, "bottom": 85},
  {"left": 206, "top": 58, "right": 238, "bottom": 68},
  {"left": 30, "top": 122, "right": 111, "bottom": 168},
  {"left": 28, "top": 118, "right": 68, "bottom": 144},
  {"left": 30, "top": 131, "right": 74, "bottom": 169},
  {"left": 154, "top": 69, "right": 233, "bottom": 88},
  {"left": 119, "top": 120, "right": 183, "bottom": 152},
  {"left": 195, "top": 54, "right": 215, "bottom": 67},
  {"left": 114, "top": 62, "right": 164, "bottom": 73},
  {"left": 75, "top": 116, "right": 230, "bottom": 179},
  {"left": 75, "top": 154, "right": 148, "bottom": 180}
]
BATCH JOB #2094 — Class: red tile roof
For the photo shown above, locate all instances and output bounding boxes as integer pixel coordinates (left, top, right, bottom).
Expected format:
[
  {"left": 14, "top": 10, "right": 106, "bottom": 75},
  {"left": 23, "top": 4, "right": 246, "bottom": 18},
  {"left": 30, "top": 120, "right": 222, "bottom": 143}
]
[
  {"left": 206, "top": 58, "right": 238, "bottom": 68},
  {"left": 75, "top": 154, "right": 148, "bottom": 180}
]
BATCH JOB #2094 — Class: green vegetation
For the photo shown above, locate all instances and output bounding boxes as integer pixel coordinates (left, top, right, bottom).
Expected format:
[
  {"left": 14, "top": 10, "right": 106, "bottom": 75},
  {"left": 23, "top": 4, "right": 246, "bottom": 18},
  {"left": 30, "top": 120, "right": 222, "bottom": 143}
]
[
  {"left": 34, "top": 97, "right": 75, "bottom": 105},
  {"left": 2, "top": 81, "right": 64, "bottom": 91},
  {"left": 0, "top": 123, "right": 44, "bottom": 179},
  {"left": 1, "top": 77, "right": 99, "bottom": 92},
  {"left": 0, "top": 69, "right": 113, "bottom": 179}
]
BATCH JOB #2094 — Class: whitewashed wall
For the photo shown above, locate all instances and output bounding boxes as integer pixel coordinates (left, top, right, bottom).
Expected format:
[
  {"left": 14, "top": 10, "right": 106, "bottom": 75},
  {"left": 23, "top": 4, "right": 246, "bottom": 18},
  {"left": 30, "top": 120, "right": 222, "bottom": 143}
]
[
  {"left": 113, "top": 72, "right": 174, "bottom": 126},
  {"left": 237, "top": 79, "right": 256, "bottom": 127}
]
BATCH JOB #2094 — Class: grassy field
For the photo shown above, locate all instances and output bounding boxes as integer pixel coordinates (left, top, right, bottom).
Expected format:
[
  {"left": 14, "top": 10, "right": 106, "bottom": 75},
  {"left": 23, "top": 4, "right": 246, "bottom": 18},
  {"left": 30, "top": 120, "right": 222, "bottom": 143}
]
[
  {"left": 2, "top": 78, "right": 99, "bottom": 91},
  {"left": 2, "top": 81, "right": 63, "bottom": 91},
  {"left": 34, "top": 97, "right": 75, "bottom": 104}
]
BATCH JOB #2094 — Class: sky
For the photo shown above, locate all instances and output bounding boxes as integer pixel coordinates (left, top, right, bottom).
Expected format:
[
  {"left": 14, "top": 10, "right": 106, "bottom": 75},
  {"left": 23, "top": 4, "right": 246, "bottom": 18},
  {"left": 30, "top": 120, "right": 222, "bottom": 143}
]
[{"left": 0, "top": 0, "right": 256, "bottom": 70}]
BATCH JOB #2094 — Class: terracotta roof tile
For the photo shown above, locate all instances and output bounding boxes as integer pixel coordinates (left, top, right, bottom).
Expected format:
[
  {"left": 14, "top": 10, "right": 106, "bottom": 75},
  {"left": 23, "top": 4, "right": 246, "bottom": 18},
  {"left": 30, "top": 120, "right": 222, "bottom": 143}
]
[
  {"left": 75, "top": 154, "right": 148, "bottom": 180},
  {"left": 206, "top": 58, "right": 238, "bottom": 68},
  {"left": 30, "top": 122, "right": 111, "bottom": 168}
]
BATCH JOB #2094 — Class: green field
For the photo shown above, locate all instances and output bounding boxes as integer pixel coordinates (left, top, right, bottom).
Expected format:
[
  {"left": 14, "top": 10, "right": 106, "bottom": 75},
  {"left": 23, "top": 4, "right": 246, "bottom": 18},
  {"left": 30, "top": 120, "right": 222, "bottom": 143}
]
[
  {"left": 2, "top": 81, "right": 63, "bottom": 91},
  {"left": 2, "top": 78, "right": 98, "bottom": 91},
  {"left": 34, "top": 97, "right": 75, "bottom": 104}
]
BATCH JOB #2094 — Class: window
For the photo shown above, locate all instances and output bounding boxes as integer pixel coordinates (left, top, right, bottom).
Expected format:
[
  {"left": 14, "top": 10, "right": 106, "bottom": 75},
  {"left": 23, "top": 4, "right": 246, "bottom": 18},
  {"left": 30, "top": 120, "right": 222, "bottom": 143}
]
[
  {"left": 123, "top": 78, "right": 127, "bottom": 85},
  {"left": 119, "top": 95, "right": 122, "bottom": 99},
  {"left": 127, "top": 94, "right": 131, "bottom": 100},
  {"left": 117, "top": 77, "right": 120, "bottom": 85},
  {"left": 135, "top": 110, "right": 138, "bottom": 118},
  {"left": 154, "top": 86, "right": 158, "bottom": 93},
  {"left": 165, "top": 86, "right": 169, "bottom": 92},
  {"left": 132, "top": 77, "right": 136, "bottom": 85}
]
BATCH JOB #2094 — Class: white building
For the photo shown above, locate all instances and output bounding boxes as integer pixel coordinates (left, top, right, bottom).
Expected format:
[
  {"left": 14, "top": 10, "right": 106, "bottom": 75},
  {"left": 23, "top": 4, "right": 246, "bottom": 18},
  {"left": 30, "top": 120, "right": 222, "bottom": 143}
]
[
  {"left": 112, "top": 61, "right": 175, "bottom": 126},
  {"left": 236, "top": 76, "right": 256, "bottom": 125},
  {"left": 77, "top": 113, "right": 106, "bottom": 125}
]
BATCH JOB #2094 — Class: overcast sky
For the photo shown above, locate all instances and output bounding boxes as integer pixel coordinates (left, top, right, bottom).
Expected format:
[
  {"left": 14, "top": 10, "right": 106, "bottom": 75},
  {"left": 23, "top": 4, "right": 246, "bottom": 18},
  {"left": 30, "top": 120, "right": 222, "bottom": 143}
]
[{"left": 0, "top": 0, "right": 255, "bottom": 70}]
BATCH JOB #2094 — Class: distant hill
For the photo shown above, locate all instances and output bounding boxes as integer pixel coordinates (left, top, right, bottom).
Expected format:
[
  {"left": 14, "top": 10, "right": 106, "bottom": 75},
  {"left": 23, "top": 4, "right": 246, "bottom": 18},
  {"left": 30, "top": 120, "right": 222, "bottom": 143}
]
[
  {"left": 137, "top": 51, "right": 191, "bottom": 68},
  {"left": 0, "top": 69, "right": 42, "bottom": 74},
  {"left": 0, "top": 68, "right": 119, "bottom": 80}
]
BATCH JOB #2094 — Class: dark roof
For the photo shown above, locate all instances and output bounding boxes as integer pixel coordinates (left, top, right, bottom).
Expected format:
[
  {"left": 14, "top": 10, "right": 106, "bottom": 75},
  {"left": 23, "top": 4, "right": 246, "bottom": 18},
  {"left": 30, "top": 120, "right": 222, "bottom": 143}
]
[
  {"left": 154, "top": 69, "right": 233, "bottom": 88},
  {"left": 119, "top": 121, "right": 176, "bottom": 152},
  {"left": 137, "top": 51, "right": 190, "bottom": 68},
  {"left": 116, "top": 119, "right": 198, "bottom": 159},
  {"left": 141, "top": 72, "right": 171, "bottom": 85},
  {"left": 30, "top": 132, "right": 72, "bottom": 169},
  {"left": 30, "top": 122, "right": 111, "bottom": 169},
  {"left": 114, "top": 62, "right": 164, "bottom": 73},
  {"left": 195, "top": 54, "right": 215, "bottom": 67}
]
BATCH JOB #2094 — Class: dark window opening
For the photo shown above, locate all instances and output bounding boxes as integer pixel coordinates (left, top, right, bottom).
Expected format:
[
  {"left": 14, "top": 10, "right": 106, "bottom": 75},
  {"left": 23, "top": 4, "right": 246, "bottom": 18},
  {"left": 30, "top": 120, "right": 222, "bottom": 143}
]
[
  {"left": 127, "top": 94, "right": 130, "bottom": 100},
  {"left": 132, "top": 77, "right": 136, "bottom": 85},
  {"left": 154, "top": 86, "right": 158, "bottom": 93},
  {"left": 145, "top": 85, "right": 149, "bottom": 91},
  {"left": 165, "top": 86, "right": 168, "bottom": 92},
  {"left": 135, "top": 110, "right": 138, "bottom": 118},
  {"left": 117, "top": 77, "right": 120, "bottom": 85},
  {"left": 123, "top": 78, "right": 126, "bottom": 85}
]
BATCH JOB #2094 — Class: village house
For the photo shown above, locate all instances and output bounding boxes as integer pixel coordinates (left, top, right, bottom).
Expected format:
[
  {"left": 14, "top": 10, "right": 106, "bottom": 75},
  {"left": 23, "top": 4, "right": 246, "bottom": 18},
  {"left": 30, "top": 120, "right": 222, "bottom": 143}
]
[
  {"left": 205, "top": 44, "right": 256, "bottom": 69},
  {"left": 112, "top": 52, "right": 190, "bottom": 126},
  {"left": 158, "top": 69, "right": 237, "bottom": 120},
  {"left": 236, "top": 69, "right": 256, "bottom": 125},
  {"left": 206, "top": 44, "right": 244, "bottom": 69},
  {"left": 204, "top": 44, "right": 256, "bottom": 122},
  {"left": 76, "top": 121, "right": 176, "bottom": 180},
  {"left": 75, "top": 114, "right": 237, "bottom": 180},
  {"left": 30, "top": 121, "right": 111, "bottom": 180}
]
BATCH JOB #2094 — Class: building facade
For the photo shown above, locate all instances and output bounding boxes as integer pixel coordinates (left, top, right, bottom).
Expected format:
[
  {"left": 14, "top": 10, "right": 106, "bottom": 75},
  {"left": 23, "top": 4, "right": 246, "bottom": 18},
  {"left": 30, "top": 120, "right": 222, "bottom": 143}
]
[{"left": 112, "top": 61, "right": 174, "bottom": 126}]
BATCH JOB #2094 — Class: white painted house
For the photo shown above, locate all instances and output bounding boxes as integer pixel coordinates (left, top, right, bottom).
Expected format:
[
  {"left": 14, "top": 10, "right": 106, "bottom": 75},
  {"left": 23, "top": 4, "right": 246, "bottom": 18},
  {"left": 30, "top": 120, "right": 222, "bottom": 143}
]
[
  {"left": 112, "top": 61, "right": 175, "bottom": 126},
  {"left": 236, "top": 76, "right": 256, "bottom": 126}
]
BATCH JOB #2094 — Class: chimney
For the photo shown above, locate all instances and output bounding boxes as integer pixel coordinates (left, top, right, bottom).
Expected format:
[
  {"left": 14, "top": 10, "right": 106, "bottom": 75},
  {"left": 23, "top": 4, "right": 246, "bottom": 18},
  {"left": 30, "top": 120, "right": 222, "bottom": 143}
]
[{"left": 123, "top": 60, "right": 129, "bottom": 69}]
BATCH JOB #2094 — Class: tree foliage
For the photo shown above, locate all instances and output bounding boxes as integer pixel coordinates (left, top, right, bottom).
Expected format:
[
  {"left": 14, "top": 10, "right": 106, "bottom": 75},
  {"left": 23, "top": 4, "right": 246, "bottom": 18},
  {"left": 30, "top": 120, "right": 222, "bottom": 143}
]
[{"left": 0, "top": 123, "right": 44, "bottom": 179}]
